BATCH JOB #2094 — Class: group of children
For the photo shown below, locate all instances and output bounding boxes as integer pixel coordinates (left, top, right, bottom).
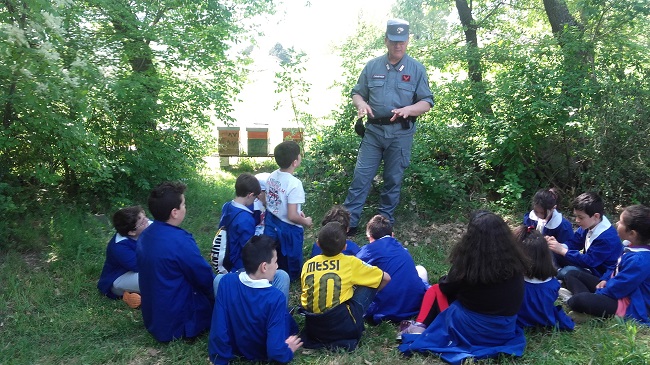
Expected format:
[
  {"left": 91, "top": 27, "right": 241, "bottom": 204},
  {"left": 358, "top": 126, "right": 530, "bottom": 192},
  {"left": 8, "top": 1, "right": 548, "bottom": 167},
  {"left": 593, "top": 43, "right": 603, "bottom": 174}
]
[{"left": 97, "top": 141, "right": 650, "bottom": 364}]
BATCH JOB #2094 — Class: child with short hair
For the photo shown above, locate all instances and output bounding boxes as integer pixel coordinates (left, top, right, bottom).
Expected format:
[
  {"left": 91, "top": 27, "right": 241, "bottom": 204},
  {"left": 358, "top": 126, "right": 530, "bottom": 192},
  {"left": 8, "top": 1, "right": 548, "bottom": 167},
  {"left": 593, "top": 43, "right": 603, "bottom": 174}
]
[
  {"left": 523, "top": 188, "right": 574, "bottom": 243},
  {"left": 562, "top": 205, "right": 650, "bottom": 324},
  {"left": 217, "top": 173, "right": 289, "bottom": 300},
  {"left": 219, "top": 173, "right": 262, "bottom": 272},
  {"left": 209, "top": 235, "right": 302, "bottom": 364},
  {"left": 513, "top": 225, "right": 574, "bottom": 330},
  {"left": 310, "top": 205, "right": 360, "bottom": 257},
  {"left": 547, "top": 192, "right": 622, "bottom": 280},
  {"left": 300, "top": 221, "right": 390, "bottom": 351},
  {"left": 399, "top": 211, "right": 528, "bottom": 364},
  {"left": 264, "top": 141, "right": 313, "bottom": 280},
  {"left": 356, "top": 215, "right": 428, "bottom": 324},
  {"left": 97, "top": 205, "right": 150, "bottom": 308},
  {"left": 137, "top": 181, "right": 216, "bottom": 342}
]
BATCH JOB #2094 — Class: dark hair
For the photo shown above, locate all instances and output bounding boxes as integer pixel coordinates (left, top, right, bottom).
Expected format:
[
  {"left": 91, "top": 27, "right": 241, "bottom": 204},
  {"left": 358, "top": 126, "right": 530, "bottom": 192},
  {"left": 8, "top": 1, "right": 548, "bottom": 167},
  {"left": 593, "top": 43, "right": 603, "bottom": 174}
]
[
  {"left": 235, "top": 173, "right": 261, "bottom": 197},
  {"left": 148, "top": 181, "right": 187, "bottom": 221},
  {"left": 621, "top": 205, "right": 650, "bottom": 245},
  {"left": 532, "top": 188, "right": 560, "bottom": 211},
  {"left": 321, "top": 205, "right": 351, "bottom": 231},
  {"left": 113, "top": 206, "right": 144, "bottom": 236},
  {"left": 317, "top": 222, "right": 347, "bottom": 256},
  {"left": 366, "top": 214, "right": 393, "bottom": 239},
  {"left": 242, "top": 235, "right": 277, "bottom": 274},
  {"left": 513, "top": 225, "right": 555, "bottom": 280},
  {"left": 274, "top": 141, "right": 301, "bottom": 169},
  {"left": 447, "top": 210, "right": 527, "bottom": 284},
  {"left": 572, "top": 192, "right": 604, "bottom": 217}
]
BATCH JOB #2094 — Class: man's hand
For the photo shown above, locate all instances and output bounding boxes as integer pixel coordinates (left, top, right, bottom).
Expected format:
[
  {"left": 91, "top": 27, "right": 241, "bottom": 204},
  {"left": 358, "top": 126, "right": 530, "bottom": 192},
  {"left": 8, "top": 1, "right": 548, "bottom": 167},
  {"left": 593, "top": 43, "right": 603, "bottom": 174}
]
[
  {"left": 352, "top": 95, "right": 374, "bottom": 118},
  {"left": 390, "top": 100, "right": 431, "bottom": 121}
]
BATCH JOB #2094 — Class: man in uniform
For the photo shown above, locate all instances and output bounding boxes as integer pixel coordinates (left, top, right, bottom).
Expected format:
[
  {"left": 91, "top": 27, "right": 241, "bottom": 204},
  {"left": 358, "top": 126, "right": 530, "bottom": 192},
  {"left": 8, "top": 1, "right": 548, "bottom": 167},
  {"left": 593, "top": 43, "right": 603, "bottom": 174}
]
[{"left": 344, "top": 19, "right": 434, "bottom": 235}]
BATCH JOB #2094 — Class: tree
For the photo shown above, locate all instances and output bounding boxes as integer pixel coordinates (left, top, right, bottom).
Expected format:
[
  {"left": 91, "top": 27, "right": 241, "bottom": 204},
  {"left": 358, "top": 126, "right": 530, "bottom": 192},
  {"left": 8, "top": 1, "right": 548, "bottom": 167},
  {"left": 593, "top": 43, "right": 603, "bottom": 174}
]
[{"left": 0, "top": 0, "right": 274, "bottom": 243}]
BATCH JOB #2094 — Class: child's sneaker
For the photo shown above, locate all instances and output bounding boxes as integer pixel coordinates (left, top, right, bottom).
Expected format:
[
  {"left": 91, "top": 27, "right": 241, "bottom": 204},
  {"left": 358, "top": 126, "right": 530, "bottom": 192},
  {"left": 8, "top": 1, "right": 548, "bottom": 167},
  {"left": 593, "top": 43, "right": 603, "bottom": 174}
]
[
  {"left": 558, "top": 288, "right": 572, "bottom": 303},
  {"left": 122, "top": 291, "right": 141, "bottom": 309},
  {"left": 396, "top": 320, "right": 426, "bottom": 340}
]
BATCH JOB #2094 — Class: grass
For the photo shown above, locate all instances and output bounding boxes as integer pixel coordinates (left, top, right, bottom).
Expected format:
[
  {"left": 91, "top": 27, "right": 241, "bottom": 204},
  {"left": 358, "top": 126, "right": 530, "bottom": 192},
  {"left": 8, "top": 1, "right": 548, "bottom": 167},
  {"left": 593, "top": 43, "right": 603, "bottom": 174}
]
[{"left": 1, "top": 170, "right": 650, "bottom": 365}]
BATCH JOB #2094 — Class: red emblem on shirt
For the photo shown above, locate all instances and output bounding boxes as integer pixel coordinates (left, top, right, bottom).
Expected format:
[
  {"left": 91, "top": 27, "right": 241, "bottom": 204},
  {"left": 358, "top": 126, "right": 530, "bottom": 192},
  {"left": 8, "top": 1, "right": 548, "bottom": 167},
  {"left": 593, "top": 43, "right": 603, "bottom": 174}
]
[{"left": 402, "top": 75, "right": 411, "bottom": 82}]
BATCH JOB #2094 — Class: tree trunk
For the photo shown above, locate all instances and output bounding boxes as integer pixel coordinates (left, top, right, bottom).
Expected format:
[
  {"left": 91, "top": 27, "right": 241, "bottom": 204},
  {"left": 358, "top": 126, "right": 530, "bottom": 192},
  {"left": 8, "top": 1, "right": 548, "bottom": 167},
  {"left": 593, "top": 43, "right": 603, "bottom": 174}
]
[
  {"left": 455, "top": 0, "right": 493, "bottom": 116},
  {"left": 455, "top": 0, "right": 482, "bottom": 84}
]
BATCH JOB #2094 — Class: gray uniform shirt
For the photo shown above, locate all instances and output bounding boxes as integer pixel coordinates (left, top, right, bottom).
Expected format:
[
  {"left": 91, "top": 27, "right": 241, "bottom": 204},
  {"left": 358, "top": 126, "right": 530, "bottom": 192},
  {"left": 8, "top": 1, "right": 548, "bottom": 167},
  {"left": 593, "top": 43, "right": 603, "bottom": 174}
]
[{"left": 351, "top": 53, "right": 434, "bottom": 138}]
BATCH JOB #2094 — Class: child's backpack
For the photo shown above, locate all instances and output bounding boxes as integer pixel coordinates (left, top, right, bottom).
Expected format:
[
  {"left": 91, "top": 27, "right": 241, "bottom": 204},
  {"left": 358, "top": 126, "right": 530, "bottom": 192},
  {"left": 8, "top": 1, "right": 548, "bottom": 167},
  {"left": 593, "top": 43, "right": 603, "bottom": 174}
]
[{"left": 211, "top": 209, "right": 244, "bottom": 274}]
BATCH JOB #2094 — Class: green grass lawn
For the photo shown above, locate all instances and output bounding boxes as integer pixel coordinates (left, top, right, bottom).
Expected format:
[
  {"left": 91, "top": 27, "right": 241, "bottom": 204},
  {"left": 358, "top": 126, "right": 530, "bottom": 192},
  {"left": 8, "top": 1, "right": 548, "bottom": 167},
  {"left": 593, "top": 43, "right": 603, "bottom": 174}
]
[{"left": 1, "top": 172, "right": 649, "bottom": 365}]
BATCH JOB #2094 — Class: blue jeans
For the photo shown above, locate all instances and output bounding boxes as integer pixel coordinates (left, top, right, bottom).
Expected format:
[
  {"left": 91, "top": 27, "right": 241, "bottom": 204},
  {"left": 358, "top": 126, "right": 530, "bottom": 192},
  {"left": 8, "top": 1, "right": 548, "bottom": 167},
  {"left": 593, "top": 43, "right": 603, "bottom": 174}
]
[{"left": 350, "top": 285, "right": 378, "bottom": 314}]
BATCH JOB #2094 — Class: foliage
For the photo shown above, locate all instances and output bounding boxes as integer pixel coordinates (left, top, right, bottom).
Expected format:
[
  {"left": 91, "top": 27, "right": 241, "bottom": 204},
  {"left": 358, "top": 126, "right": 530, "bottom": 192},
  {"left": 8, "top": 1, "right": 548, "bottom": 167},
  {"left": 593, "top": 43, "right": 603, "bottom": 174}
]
[
  {"left": 303, "top": 0, "right": 650, "bottom": 221},
  {"left": 2, "top": 173, "right": 650, "bottom": 365},
  {"left": 0, "top": 0, "right": 274, "bottom": 247}
]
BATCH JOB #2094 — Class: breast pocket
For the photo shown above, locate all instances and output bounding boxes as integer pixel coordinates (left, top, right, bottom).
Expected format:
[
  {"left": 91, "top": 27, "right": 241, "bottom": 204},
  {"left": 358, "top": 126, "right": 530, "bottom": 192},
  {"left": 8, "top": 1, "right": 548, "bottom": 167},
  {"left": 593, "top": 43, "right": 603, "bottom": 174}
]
[
  {"left": 368, "top": 80, "right": 385, "bottom": 107},
  {"left": 397, "top": 82, "right": 416, "bottom": 104}
]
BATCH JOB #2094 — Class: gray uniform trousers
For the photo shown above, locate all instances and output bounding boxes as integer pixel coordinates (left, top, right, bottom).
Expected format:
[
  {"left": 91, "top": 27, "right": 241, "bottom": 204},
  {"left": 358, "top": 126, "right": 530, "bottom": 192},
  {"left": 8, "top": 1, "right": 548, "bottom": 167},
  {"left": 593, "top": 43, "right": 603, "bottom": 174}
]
[{"left": 344, "top": 126, "right": 414, "bottom": 227}]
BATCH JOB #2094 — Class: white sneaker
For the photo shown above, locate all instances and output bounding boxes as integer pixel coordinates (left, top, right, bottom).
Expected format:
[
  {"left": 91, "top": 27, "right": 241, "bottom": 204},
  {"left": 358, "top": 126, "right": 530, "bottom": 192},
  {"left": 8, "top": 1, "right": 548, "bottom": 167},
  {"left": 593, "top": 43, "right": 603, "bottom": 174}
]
[{"left": 558, "top": 288, "right": 573, "bottom": 303}]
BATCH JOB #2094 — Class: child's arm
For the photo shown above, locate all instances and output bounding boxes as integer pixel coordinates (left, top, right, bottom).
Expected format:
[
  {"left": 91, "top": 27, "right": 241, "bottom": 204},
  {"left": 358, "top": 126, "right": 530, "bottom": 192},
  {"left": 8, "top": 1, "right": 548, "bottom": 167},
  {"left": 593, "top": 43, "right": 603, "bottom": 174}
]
[
  {"left": 547, "top": 236, "right": 568, "bottom": 256},
  {"left": 596, "top": 254, "right": 648, "bottom": 299},
  {"left": 287, "top": 203, "right": 312, "bottom": 227},
  {"left": 378, "top": 272, "right": 391, "bottom": 291}
]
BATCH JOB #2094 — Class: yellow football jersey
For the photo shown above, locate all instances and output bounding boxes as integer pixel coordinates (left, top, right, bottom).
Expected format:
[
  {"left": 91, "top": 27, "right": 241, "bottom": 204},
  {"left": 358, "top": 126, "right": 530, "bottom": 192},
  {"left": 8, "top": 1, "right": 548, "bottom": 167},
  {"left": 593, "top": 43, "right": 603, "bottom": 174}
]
[{"left": 300, "top": 253, "right": 383, "bottom": 313}]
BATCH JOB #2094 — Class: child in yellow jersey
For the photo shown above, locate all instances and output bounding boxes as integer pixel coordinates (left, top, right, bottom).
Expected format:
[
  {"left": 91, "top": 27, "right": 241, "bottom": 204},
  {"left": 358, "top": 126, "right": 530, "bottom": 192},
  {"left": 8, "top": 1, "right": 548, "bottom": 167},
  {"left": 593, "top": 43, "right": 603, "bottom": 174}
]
[{"left": 299, "top": 222, "right": 390, "bottom": 351}]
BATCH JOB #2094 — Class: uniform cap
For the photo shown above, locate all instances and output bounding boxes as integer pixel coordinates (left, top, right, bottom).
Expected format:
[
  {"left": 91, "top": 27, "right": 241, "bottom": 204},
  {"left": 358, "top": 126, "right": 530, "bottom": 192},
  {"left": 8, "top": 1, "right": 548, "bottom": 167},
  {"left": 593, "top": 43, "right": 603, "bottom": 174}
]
[{"left": 386, "top": 19, "right": 409, "bottom": 42}]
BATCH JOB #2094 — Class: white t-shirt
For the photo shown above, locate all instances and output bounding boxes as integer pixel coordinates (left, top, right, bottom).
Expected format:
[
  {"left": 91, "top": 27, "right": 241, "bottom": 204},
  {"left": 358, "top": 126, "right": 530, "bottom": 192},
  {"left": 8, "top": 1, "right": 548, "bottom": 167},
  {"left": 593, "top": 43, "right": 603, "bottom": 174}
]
[{"left": 266, "top": 169, "right": 305, "bottom": 227}]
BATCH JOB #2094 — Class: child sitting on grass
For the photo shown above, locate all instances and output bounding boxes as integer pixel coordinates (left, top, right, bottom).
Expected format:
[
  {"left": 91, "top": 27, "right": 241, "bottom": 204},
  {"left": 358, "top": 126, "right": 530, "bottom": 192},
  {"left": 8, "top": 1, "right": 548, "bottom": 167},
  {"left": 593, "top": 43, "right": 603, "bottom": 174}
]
[
  {"left": 513, "top": 225, "right": 574, "bottom": 330},
  {"left": 562, "top": 204, "right": 650, "bottom": 325},
  {"left": 309, "top": 205, "right": 360, "bottom": 258},
  {"left": 356, "top": 214, "right": 428, "bottom": 324},
  {"left": 97, "top": 205, "right": 150, "bottom": 309},
  {"left": 137, "top": 181, "right": 216, "bottom": 342},
  {"left": 300, "top": 221, "right": 390, "bottom": 351},
  {"left": 209, "top": 235, "right": 302, "bottom": 364},
  {"left": 547, "top": 192, "right": 622, "bottom": 280},
  {"left": 399, "top": 211, "right": 528, "bottom": 365},
  {"left": 523, "top": 188, "right": 574, "bottom": 243}
]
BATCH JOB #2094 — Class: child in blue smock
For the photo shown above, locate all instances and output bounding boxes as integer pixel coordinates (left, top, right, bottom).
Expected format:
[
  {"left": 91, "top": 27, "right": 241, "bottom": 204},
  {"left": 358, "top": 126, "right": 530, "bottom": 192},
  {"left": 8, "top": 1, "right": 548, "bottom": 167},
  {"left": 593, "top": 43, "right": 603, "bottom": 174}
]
[
  {"left": 356, "top": 214, "right": 428, "bottom": 324},
  {"left": 209, "top": 235, "right": 302, "bottom": 364},
  {"left": 137, "top": 181, "right": 217, "bottom": 342},
  {"left": 513, "top": 225, "right": 574, "bottom": 330},
  {"left": 216, "top": 173, "right": 290, "bottom": 300},
  {"left": 97, "top": 205, "right": 150, "bottom": 308},
  {"left": 547, "top": 192, "right": 622, "bottom": 280},
  {"left": 562, "top": 205, "right": 650, "bottom": 325},
  {"left": 310, "top": 205, "right": 360, "bottom": 258},
  {"left": 523, "top": 188, "right": 573, "bottom": 243}
]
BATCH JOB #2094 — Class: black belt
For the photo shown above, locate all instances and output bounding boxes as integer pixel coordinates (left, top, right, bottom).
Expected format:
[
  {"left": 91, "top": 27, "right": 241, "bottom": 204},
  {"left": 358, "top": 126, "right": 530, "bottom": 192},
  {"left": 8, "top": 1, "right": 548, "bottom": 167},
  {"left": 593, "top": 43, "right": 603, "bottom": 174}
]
[
  {"left": 367, "top": 117, "right": 395, "bottom": 125},
  {"left": 367, "top": 116, "right": 414, "bottom": 128}
]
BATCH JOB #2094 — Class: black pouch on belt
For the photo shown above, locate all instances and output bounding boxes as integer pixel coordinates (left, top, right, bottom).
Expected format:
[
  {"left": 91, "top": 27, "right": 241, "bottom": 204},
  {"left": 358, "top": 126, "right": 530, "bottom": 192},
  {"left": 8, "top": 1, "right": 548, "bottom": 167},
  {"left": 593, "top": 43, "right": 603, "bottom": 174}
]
[
  {"left": 400, "top": 117, "right": 412, "bottom": 129},
  {"left": 354, "top": 118, "right": 365, "bottom": 137}
]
